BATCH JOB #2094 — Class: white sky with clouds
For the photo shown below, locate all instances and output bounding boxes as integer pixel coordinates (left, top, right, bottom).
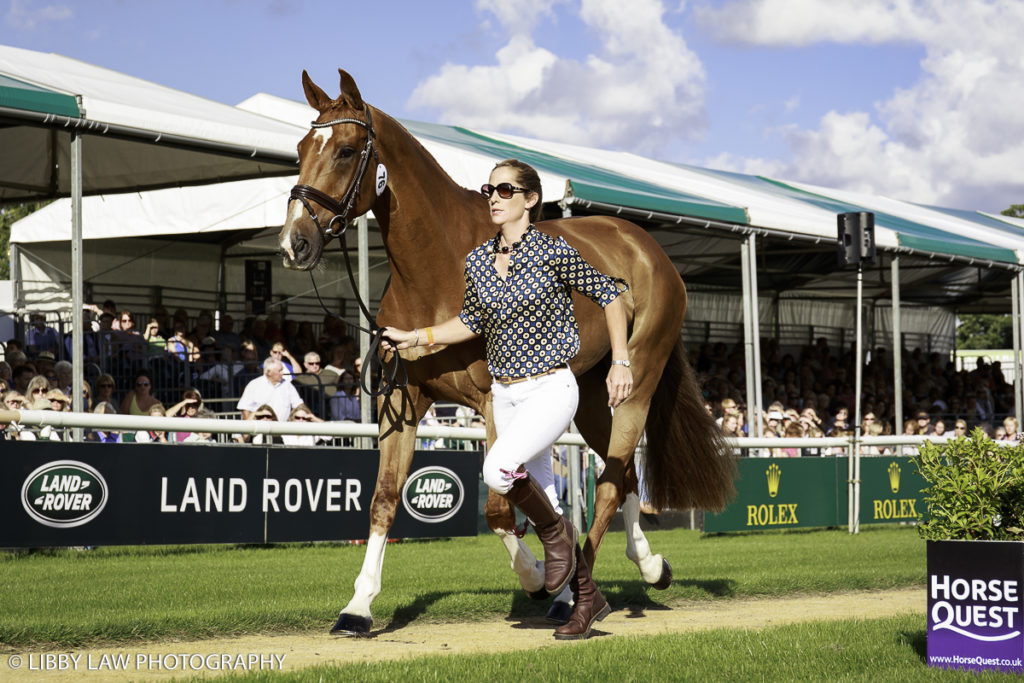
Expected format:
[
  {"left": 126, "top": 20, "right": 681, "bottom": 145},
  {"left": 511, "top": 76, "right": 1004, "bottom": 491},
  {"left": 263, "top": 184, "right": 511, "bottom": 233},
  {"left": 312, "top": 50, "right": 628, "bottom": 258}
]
[{"left": 4, "top": 0, "right": 1023, "bottom": 212}]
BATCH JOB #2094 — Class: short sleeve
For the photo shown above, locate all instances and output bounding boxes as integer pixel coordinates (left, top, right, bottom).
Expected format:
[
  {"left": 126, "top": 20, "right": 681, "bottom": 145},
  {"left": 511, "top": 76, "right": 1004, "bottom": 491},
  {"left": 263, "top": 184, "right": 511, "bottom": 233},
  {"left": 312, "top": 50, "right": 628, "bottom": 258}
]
[
  {"left": 552, "top": 237, "right": 626, "bottom": 308},
  {"left": 458, "top": 260, "right": 485, "bottom": 335}
]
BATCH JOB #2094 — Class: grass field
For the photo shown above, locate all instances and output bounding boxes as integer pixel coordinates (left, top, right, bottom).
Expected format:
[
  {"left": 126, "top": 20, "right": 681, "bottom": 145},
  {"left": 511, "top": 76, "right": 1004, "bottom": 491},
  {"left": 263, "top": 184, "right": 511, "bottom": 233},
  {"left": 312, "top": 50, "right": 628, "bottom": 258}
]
[
  {"left": 214, "top": 615, "right": 1013, "bottom": 683},
  {"left": 0, "top": 525, "right": 925, "bottom": 648}
]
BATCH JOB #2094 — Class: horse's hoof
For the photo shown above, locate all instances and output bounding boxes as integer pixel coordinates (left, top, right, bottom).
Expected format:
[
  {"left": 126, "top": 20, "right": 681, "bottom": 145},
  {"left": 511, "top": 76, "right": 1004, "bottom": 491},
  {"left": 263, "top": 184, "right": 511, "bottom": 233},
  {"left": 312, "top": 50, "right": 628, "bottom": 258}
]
[
  {"left": 525, "top": 587, "right": 550, "bottom": 601},
  {"left": 652, "top": 558, "right": 673, "bottom": 590},
  {"left": 330, "top": 612, "right": 372, "bottom": 637},
  {"left": 545, "top": 600, "right": 573, "bottom": 625}
]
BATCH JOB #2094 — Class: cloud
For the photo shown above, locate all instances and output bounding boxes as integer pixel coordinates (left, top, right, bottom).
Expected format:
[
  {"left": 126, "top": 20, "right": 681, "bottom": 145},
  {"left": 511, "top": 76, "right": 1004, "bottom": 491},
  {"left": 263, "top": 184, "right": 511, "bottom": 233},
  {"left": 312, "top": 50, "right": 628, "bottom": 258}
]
[
  {"left": 695, "top": 0, "right": 1024, "bottom": 210},
  {"left": 5, "top": 0, "right": 72, "bottom": 29},
  {"left": 408, "top": 0, "right": 706, "bottom": 156}
]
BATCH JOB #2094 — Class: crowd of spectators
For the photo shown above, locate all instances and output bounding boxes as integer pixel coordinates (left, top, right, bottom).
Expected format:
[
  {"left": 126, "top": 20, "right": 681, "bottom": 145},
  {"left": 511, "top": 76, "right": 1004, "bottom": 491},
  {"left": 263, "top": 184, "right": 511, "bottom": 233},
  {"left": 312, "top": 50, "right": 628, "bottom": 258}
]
[
  {"left": 3, "top": 308, "right": 1016, "bottom": 453},
  {"left": 698, "top": 336, "right": 1018, "bottom": 455},
  {"left": 1, "top": 301, "right": 378, "bottom": 443}
]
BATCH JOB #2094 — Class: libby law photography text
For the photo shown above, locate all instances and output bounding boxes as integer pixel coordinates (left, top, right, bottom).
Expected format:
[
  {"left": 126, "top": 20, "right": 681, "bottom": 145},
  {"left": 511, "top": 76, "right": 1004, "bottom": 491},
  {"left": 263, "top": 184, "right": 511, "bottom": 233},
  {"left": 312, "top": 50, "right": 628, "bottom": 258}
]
[{"left": 8, "top": 652, "right": 286, "bottom": 674}]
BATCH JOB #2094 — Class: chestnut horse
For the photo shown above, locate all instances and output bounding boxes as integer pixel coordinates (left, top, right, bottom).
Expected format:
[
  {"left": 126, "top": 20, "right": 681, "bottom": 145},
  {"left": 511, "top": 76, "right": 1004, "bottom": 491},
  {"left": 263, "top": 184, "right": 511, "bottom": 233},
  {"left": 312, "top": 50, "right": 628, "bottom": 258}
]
[{"left": 279, "top": 69, "right": 735, "bottom": 635}]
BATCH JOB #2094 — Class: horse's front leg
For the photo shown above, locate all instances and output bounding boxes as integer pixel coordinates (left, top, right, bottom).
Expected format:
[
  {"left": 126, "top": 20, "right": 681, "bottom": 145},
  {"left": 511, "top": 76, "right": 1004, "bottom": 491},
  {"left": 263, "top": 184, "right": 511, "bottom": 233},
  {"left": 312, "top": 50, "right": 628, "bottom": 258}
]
[{"left": 331, "top": 389, "right": 425, "bottom": 636}]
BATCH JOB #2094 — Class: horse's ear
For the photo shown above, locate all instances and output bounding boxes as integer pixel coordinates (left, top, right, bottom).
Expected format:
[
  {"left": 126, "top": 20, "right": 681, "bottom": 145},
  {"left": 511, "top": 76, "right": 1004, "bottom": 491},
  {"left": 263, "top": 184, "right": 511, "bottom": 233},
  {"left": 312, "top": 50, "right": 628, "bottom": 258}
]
[
  {"left": 302, "top": 70, "right": 331, "bottom": 112},
  {"left": 338, "top": 69, "right": 364, "bottom": 109}
]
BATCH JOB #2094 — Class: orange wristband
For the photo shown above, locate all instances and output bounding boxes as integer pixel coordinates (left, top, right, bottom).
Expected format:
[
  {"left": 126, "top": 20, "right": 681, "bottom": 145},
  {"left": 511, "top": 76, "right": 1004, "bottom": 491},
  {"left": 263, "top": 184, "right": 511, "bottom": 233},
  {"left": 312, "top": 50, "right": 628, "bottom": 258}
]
[{"left": 425, "top": 327, "right": 435, "bottom": 346}]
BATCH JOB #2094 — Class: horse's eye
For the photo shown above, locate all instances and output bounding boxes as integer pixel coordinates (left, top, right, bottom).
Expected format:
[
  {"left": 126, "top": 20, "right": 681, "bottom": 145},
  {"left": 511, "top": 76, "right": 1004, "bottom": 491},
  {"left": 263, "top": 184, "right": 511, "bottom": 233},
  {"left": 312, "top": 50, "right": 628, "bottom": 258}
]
[{"left": 336, "top": 146, "right": 355, "bottom": 161}]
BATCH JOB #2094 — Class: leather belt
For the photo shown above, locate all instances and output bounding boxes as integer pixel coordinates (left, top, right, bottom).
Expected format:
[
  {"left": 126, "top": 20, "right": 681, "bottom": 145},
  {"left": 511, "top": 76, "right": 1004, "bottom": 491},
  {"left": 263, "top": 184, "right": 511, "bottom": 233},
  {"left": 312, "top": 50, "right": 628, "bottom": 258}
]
[{"left": 493, "top": 364, "right": 568, "bottom": 386}]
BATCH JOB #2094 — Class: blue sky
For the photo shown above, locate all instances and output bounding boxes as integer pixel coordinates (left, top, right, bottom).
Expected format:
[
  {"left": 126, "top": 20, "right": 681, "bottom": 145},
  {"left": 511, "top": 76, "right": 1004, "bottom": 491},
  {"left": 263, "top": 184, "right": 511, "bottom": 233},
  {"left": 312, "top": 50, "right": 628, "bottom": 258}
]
[{"left": 4, "top": 0, "right": 1023, "bottom": 213}]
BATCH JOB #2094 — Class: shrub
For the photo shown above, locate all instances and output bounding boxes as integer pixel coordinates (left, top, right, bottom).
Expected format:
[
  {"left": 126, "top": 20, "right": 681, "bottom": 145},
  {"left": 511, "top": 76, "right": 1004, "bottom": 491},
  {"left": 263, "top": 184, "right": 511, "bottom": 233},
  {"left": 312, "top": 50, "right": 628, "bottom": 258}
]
[{"left": 914, "top": 428, "right": 1024, "bottom": 541}]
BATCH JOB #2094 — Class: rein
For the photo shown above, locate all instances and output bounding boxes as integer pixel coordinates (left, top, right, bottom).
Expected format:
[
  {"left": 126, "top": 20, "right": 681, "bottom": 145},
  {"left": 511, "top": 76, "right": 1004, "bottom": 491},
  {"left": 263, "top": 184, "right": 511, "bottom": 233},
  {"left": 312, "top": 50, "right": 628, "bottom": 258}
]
[{"left": 289, "top": 106, "right": 407, "bottom": 399}]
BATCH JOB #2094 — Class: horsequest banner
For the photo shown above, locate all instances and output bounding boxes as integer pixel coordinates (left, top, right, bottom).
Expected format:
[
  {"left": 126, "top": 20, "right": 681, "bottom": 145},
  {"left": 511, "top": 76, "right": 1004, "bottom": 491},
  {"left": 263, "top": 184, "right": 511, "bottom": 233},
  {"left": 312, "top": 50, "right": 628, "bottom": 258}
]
[
  {"left": 703, "top": 455, "right": 926, "bottom": 533},
  {"left": 1, "top": 442, "right": 478, "bottom": 547}
]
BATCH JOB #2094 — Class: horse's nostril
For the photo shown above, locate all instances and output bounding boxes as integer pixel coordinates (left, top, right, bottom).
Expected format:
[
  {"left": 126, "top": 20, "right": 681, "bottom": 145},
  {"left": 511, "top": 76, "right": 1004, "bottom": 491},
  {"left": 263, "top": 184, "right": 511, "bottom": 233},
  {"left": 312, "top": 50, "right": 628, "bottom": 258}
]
[{"left": 294, "top": 237, "right": 310, "bottom": 259}]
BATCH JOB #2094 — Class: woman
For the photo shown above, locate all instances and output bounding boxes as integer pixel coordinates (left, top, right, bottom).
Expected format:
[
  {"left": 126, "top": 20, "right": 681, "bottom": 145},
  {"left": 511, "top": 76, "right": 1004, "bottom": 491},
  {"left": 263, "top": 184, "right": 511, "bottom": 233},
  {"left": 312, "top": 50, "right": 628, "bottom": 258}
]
[
  {"left": 143, "top": 316, "right": 167, "bottom": 354},
  {"left": 93, "top": 373, "right": 118, "bottom": 411},
  {"left": 25, "top": 375, "right": 50, "bottom": 404},
  {"left": 269, "top": 341, "right": 300, "bottom": 381},
  {"left": 120, "top": 369, "right": 161, "bottom": 416},
  {"left": 167, "top": 389, "right": 203, "bottom": 442},
  {"left": 381, "top": 159, "right": 630, "bottom": 640},
  {"left": 88, "top": 402, "right": 121, "bottom": 442},
  {"left": 282, "top": 405, "right": 326, "bottom": 446},
  {"left": 953, "top": 418, "right": 968, "bottom": 439},
  {"left": 167, "top": 319, "right": 200, "bottom": 363}
]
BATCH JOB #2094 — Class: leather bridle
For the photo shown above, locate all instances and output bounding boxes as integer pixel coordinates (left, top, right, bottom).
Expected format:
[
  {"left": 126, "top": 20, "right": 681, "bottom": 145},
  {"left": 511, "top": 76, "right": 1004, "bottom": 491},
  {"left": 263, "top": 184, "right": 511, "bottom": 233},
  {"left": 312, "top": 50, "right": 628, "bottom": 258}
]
[
  {"left": 289, "top": 105, "right": 380, "bottom": 239},
  {"left": 287, "top": 106, "right": 407, "bottom": 400}
]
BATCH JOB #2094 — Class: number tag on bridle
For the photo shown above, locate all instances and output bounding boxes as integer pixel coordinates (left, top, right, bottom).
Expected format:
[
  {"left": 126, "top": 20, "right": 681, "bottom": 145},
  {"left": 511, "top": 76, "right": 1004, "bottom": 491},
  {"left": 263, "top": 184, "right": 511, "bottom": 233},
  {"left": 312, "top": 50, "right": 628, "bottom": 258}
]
[{"left": 375, "top": 163, "right": 388, "bottom": 196}]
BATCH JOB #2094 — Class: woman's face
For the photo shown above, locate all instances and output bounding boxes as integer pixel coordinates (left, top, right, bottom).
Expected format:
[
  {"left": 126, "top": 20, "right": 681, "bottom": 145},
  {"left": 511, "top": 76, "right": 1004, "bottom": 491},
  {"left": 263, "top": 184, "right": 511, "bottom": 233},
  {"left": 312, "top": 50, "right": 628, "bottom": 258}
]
[
  {"left": 135, "top": 377, "right": 151, "bottom": 394},
  {"left": 486, "top": 166, "right": 535, "bottom": 228}
]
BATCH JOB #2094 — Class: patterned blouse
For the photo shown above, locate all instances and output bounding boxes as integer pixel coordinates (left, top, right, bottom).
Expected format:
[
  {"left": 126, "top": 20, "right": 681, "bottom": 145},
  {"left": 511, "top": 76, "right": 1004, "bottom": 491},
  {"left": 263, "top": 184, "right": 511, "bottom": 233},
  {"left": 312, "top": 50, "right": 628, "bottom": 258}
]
[{"left": 458, "top": 225, "right": 627, "bottom": 379}]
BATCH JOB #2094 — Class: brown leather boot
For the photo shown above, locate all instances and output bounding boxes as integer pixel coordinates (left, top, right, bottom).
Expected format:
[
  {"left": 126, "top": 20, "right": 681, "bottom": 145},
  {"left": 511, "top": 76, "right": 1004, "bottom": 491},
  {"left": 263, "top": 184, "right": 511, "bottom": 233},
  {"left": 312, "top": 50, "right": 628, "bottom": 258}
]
[
  {"left": 554, "top": 546, "right": 610, "bottom": 640},
  {"left": 504, "top": 473, "right": 577, "bottom": 595}
]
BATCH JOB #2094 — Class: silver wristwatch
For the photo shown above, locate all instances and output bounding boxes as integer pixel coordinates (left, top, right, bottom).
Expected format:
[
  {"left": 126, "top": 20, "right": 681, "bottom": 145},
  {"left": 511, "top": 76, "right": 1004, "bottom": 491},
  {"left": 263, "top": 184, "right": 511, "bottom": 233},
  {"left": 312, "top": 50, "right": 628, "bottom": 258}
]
[{"left": 611, "top": 359, "right": 631, "bottom": 368}]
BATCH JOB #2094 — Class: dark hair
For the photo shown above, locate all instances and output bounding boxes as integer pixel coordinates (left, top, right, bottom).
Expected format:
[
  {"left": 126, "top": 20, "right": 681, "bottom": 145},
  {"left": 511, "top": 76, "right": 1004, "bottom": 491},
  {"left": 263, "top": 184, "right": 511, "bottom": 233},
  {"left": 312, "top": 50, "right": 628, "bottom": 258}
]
[{"left": 493, "top": 159, "right": 543, "bottom": 223}]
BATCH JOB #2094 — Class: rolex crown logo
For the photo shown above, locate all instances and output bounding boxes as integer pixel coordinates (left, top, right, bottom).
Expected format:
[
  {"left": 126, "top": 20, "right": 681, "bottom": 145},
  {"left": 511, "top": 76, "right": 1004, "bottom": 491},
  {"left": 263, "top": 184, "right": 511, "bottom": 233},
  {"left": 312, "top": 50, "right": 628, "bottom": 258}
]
[
  {"left": 766, "top": 463, "right": 782, "bottom": 498},
  {"left": 887, "top": 461, "right": 901, "bottom": 494}
]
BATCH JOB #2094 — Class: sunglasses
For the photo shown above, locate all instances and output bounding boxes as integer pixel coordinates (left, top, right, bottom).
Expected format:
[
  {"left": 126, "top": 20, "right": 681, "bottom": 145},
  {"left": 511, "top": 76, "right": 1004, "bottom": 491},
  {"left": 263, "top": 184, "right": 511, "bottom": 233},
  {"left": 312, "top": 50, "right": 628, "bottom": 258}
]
[
  {"left": 136, "top": 381, "right": 150, "bottom": 387},
  {"left": 256, "top": 415, "right": 274, "bottom": 420},
  {"left": 480, "top": 183, "right": 529, "bottom": 199},
  {"left": 295, "top": 415, "right": 312, "bottom": 421}
]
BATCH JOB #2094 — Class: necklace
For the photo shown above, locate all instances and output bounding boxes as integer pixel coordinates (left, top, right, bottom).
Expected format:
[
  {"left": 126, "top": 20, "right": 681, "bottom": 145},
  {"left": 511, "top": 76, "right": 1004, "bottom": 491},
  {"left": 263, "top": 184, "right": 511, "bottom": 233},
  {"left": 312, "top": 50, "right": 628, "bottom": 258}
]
[{"left": 486, "top": 225, "right": 533, "bottom": 256}]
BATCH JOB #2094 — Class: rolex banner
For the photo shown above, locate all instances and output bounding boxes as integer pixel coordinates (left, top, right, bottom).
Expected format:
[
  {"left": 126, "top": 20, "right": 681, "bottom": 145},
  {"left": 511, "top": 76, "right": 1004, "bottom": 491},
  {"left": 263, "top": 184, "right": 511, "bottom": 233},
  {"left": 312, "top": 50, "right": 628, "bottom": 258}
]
[
  {"left": 1, "top": 442, "right": 478, "bottom": 547},
  {"left": 704, "top": 456, "right": 925, "bottom": 533}
]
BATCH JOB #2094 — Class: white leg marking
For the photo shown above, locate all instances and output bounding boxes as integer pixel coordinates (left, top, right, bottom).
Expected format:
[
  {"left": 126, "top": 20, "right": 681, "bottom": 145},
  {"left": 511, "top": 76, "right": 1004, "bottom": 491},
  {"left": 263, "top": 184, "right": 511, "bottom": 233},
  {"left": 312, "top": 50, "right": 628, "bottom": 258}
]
[
  {"left": 554, "top": 582, "right": 574, "bottom": 606},
  {"left": 341, "top": 532, "right": 388, "bottom": 618},
  {"left": 623, "top": 492, "right": 664, "bottom": 584},
  {"left": 498, "top": 529, "right": 545, "bottom": 593}
]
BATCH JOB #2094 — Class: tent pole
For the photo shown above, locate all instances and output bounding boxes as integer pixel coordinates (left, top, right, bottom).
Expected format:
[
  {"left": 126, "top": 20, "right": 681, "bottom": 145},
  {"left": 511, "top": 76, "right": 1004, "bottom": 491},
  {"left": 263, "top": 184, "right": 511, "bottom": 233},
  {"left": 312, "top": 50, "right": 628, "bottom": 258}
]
[
  {"left": 357, "top": 214, "right": 371, "bottom": 442},
  {"left": 1011, "top": 272, "right": 1019, "bottom": 421},
  {"left": 748, "top": 235, "right": 763, "bottom": 435},
  {"left": 891, "top": 257, "right": 903, "bottom": 440},
  {"left": 741, "top": 243, "right": 756, "bottom": 438},
  {"left": 70, "top": 130, "right": 84, "bottom": 442},
  {"left": 851, "top": 263, "right": 864, "bottom": 534}
]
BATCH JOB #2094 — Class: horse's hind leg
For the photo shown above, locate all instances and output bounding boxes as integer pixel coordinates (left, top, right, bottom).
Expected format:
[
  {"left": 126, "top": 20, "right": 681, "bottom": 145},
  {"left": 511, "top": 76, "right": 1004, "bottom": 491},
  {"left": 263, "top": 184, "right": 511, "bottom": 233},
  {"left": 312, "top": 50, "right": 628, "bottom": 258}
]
[
  {"left": 332, "top": 390, "right": 425, "bottom": 636},
  {"left": 575, "top": 366, "right": 671, "bottom": 588}
]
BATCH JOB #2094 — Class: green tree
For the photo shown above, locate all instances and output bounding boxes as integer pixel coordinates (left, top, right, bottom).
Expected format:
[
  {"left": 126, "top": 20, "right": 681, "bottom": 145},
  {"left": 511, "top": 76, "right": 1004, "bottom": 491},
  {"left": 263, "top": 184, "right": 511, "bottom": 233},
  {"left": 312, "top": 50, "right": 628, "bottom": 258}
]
[
  {"left": 957, "top": 313, "right": 1013, "bottom": 349},
  {"left": 0, "top": 202, "right": 47, "bottom": 280},
  {"left": 1002, "top": 204, "right": 1024, "bottom": 218}
]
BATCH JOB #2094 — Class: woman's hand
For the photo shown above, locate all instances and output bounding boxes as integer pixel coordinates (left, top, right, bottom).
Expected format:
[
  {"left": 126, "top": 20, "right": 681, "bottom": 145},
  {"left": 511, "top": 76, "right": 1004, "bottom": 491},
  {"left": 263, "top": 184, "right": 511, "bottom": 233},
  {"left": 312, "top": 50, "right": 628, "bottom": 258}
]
[
  {"left": 380, "top": 327, "right": 418, "bottom": 352},
  {"left": 606, "top": 363, "right": 633, "bottom": 408}
]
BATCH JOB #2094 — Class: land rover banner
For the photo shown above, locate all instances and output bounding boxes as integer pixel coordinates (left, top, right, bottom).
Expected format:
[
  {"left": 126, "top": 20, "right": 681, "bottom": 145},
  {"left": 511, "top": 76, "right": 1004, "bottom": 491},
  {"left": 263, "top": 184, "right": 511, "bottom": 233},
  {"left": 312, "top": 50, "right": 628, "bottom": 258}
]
[{"left": 1, "top": 442, "right": 478, "bottom": 547}]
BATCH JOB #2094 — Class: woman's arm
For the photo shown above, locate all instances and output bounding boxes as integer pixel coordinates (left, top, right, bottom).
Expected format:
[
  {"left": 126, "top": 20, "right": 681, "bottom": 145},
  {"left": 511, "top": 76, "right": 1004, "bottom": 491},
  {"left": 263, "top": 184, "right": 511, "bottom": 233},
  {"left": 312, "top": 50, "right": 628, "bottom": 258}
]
[
  {"left": 381, "top": 316, "right": 479, "bottom": 351},
  {"left": 604, "top": 296, "right": 633, "bottom": 408}
]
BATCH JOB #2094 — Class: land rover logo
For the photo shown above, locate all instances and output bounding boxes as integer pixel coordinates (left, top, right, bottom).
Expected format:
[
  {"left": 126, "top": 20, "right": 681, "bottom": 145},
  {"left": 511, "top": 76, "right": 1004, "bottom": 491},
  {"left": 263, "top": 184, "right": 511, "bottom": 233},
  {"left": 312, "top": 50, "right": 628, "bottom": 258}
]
[
  {"left": 21, "top": 460, "right": 109, "bottom": 528},
  {"left": 401, "top": 466, "right": 463, "bottom": 523}
]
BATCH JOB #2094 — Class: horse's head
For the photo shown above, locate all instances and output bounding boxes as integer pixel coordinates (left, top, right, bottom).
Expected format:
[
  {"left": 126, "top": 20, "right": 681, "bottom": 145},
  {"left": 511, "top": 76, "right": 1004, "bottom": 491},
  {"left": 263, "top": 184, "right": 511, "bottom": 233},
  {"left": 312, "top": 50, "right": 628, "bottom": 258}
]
[{"left": 280, "top": 69, "right": 384, "bottom": 270}]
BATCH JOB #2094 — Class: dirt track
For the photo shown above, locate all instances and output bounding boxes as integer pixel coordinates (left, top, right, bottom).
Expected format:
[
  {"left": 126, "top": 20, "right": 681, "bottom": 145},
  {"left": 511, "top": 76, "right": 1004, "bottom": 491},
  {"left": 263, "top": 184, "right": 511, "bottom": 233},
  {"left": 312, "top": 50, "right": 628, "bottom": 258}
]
[{"left": 0, "top": 587, "right": 923, "bottom": 682}]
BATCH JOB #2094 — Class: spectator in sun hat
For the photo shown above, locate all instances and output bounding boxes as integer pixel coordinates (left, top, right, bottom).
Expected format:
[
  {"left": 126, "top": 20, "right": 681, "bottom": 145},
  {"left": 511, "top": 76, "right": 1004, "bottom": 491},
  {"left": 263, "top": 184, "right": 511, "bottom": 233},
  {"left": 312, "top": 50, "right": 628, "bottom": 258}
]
[{"left": 45, "top": 389, "right": 70, "bottom": 412}]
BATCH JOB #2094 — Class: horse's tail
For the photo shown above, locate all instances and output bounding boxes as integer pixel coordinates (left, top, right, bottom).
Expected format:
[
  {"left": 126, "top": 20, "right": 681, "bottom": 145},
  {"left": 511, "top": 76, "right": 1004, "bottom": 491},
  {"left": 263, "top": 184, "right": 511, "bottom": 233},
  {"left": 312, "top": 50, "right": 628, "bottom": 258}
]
[{"left": 642, "top": 337, "right": 736, "bottom": 512}]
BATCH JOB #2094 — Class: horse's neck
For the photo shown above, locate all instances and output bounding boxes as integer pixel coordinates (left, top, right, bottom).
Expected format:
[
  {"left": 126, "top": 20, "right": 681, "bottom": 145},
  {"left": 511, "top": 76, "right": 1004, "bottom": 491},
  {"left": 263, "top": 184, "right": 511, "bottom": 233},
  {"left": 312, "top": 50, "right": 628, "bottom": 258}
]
[{"left": 373, "top": 111, "right": 490, "bottom": 319}]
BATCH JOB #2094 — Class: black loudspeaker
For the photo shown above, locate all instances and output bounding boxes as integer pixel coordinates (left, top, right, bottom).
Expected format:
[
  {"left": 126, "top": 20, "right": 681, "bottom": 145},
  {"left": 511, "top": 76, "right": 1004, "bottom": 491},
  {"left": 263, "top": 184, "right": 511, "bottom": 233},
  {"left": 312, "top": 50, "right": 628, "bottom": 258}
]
[{"left": 837, "top": 211, "right": 876, "bottom": 267}]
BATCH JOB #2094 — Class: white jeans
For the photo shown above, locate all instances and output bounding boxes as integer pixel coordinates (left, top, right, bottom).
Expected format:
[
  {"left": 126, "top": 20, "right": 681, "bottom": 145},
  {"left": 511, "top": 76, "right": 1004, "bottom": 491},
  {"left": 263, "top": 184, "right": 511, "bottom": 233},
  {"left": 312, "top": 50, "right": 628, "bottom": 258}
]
[{"left": 483, "top": 368, "right": 578, "bottom": 515}]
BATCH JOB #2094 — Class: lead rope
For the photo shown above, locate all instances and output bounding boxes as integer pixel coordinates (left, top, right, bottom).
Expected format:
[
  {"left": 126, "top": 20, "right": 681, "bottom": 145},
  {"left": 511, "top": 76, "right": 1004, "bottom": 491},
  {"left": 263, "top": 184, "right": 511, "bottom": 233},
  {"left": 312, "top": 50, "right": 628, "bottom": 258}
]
[{"left": 307, "top": 230, "right": 407, "bottom": 400}]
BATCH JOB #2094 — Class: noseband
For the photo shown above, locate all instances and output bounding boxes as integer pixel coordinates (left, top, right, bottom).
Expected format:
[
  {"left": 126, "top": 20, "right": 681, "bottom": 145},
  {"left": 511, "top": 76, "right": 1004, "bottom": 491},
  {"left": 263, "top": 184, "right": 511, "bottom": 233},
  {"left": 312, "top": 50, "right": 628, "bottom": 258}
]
[{"left": 289, "top": 105, "right": 380, "bottom": 239}]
